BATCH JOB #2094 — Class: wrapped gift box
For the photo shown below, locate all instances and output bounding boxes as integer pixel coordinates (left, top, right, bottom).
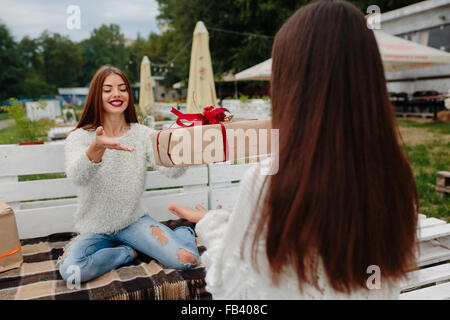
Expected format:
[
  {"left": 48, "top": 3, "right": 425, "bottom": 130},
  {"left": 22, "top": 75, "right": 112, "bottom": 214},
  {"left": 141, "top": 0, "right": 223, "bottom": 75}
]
[
  {"left": 151, "top": 119, "right": 274, "bottom": 167},
  {"left": 0, "top": 202, "right": 23, "bottom": 273}
]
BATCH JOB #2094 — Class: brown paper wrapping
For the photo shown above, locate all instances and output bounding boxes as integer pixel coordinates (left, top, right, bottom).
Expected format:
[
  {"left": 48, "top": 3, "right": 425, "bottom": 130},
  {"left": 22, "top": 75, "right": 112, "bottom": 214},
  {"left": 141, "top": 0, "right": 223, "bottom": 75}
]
[
  {"left": 151, "top": 119, "right": 273, "bottom": 167},
  {"left": 0, "top": 202, "right": 23, "bottom": 273}
]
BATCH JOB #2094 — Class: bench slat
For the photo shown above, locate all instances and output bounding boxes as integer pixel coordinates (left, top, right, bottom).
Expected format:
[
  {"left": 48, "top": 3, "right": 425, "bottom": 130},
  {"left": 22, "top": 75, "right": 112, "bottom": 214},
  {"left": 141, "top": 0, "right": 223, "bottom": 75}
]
[
  {"left": 400, "top": 263, "right": 450, "bottom": 291},
  {"left": 0, "top": 143, "right": 184, "bottom": 176},
  {"left": 16, "top": 189, "right": 208, "bottom": 239},
  {"left": 0, "top": 167, "right": 208, "bottom": 202},
  {"left": 0, "top": 143, "right": 66, "bottom": 175},
  {"left": 141, "top": 189, "right": 208, "bottom": 222},
  {"left": 209, "top": 162, "right": 256, "bottom": 183},
  {"left": 418, "top": 217, "right": 447, "bottom": 229},
  {"left": 417, "top": 237, "right": 450, "bottom": 267},
  {"left": 400, "top": 281, "right": 450, "bottom": 300},
  {"left": 210, "top": 185, "right": 241, "bottom": 211},
  {"left": 418, "top": 224, "right": 450, "bottom": 242}
]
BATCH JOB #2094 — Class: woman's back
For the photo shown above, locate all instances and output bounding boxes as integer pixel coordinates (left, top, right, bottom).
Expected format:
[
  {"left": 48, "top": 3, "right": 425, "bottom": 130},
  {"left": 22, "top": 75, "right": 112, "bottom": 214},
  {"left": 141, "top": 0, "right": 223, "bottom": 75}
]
[
  {"left": 196, "top": 160, "right": 400, "bottom": 299},
  {"left": 248, "top": 0, "right": 419, "bottom": 295},
  {"left": 174, "top": 0, "right": 419, "bottom": 299}
]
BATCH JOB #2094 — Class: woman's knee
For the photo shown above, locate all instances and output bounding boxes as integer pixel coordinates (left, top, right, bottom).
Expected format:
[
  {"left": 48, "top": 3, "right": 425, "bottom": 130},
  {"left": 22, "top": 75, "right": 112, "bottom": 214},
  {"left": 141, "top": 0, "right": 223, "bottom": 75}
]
[{"left": 58, "top": 258, "right": 85, "bottom": 284}]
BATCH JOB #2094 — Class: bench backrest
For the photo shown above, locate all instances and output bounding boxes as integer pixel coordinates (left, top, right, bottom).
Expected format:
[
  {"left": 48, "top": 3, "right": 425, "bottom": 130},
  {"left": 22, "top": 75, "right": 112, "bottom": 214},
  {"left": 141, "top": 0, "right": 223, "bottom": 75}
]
[{"left": 0, "top": 142, "right": 256, "bottom": 239}]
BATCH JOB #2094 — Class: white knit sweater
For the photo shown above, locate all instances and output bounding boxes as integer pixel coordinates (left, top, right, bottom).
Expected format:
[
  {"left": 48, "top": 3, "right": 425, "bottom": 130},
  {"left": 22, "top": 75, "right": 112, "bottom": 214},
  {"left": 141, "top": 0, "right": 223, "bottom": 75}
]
[
  {"left": 64, "top": 122, "right": 184, "bottom": 234},
  {"left": 195, "top": 159, "right": 401, "bottom": 299}
]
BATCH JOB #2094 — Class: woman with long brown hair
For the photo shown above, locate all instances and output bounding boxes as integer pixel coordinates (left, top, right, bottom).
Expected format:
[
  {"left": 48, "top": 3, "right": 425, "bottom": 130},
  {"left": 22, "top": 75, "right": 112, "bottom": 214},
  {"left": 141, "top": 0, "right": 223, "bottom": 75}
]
[
  {"left": 58, "top": 65, "right": 197, "bottom": 284},
  {"left": 169, "top": 0, "right": 418, "bottom": 299}
]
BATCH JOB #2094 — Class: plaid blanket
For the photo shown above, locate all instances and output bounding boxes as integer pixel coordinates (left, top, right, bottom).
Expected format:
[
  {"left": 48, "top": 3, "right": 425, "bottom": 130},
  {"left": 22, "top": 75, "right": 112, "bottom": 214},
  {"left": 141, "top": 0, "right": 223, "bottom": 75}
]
[{"left": 0, "top": 220, "right": 211, "bottom": 300}]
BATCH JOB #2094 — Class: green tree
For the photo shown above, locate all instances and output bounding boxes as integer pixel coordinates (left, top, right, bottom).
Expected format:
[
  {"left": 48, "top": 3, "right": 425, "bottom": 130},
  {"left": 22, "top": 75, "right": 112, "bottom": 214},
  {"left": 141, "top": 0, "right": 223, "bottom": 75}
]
[
  {"left": 125, "top": 33, "right": 147, "bottom": 84},
  {"left": 126, "top": 30, "right": 188, "bottom": 88},
  {"left": 78, "top": 24, "right": 128, "bottom": 85},
  {"left": 18, "top": 36, "right": 55, "bottom": 99},
  {"left": 0, "top": 24, "right": 25, "bottom": 101},
  {"left": 18, "top": 36, "right": 41, "bottom": 71},
  {"left": 155, "top": 0, "right": 305, "bottom": 84},
  {"left": 38, "top": 31, "right": 82, "bottom": 89}
]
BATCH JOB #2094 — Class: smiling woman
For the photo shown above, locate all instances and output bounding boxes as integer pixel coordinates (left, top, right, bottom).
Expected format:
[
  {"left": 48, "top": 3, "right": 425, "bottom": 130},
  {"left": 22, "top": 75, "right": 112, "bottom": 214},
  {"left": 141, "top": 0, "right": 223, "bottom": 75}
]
[
  {"left": 75, "top": 65, "right": 137, "bottom": 134},
  {"left": 101, "top": 73, "right": 131, "bottom": 137},
  {"left": 58, "top": 64, "right": 192, "bottom": 285}
]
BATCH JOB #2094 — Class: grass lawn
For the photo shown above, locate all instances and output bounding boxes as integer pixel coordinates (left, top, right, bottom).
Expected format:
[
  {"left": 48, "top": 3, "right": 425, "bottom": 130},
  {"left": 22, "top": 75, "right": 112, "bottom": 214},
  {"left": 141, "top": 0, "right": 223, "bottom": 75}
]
[
  {"left": 0, "top": 112, "right": 10, "bottom": 121},
  {"left": 397, "top": 118, "right": 450, "bottom": 222}
]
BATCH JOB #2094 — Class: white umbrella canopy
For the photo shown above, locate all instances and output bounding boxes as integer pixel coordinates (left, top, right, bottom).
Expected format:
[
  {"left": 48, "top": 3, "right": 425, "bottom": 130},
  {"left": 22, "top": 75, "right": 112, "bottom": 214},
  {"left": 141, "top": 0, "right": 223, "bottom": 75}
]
[
  {"left": 139, "top": 56, "right": 155, "bottom": 115},
  {"left": 235, "top": 58, "right": 272, "bottom": 81},
  {"left": 374, "top": 30, "right": 450, "bottom": 72},
  {"left": 186, "top": 21, "right": 217, "bottom": 113},
  {"left": 234, "top": 31, "right": 450, "bottom": 79}
]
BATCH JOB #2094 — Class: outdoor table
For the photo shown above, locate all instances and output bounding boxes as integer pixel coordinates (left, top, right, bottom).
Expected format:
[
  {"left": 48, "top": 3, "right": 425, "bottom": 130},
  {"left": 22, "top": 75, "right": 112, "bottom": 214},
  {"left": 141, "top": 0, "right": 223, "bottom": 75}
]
[{"left": 410, "top": 95, "right": 449, "bottom": 121}]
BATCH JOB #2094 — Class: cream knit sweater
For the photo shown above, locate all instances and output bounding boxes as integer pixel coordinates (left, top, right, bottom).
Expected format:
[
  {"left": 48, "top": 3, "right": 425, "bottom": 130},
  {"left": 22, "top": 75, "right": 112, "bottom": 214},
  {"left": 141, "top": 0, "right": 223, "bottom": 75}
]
[
  {"left": 64, "top": 122, "right": 185, "bottom": 234},
  {"left": 195, "top": 159, "right": 401, "bottom": 299}
]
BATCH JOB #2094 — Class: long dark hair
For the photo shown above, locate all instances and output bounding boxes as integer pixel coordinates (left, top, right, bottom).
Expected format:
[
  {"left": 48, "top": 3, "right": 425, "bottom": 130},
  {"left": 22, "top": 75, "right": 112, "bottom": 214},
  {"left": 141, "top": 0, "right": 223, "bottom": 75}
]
[
  {"left": 250, "top": 0, "right": 418, "bottom": 293},
  {"left": 74, "top": 65, "right": 138, "bottom": 131}
]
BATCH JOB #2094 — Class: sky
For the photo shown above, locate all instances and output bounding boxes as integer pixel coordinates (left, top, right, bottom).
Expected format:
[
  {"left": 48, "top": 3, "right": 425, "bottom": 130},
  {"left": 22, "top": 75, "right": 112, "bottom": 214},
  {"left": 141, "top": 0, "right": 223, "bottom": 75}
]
[{"left": 0, "top": 0, "right": 161, "bottom": 42}]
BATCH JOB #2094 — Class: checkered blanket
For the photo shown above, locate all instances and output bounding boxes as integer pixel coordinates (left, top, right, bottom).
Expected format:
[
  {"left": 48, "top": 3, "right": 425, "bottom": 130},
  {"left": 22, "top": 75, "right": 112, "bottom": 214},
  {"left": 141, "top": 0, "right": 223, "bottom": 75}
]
[{"left": 0, "top": 220, "right": 211, "bottom": 300}]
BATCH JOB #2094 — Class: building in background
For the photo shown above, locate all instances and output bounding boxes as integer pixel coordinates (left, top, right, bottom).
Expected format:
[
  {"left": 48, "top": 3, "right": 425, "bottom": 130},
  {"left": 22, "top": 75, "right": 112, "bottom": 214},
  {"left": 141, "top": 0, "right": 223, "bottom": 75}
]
[
  {"left": 381, "top": 0, "right": 450, "bottom": 94},
  {"left": 132, "top": 76, "right": 179, "bottom": 102},
  {"left": 57, "top": 88, "right": 89, "bottom": 106}
]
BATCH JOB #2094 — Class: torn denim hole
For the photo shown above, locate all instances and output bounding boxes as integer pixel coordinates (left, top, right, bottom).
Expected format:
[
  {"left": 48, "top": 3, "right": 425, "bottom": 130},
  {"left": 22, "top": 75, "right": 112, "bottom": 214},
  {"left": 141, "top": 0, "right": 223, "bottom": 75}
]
[
  {"left": 177, "top": 248, "right": 197, "bottom": 265},
  {"left": 150, "top": 225, "right": 169, "bottom": 244},
  {"left": 57, "top": 236, "right": 77, "bottom": 265}
]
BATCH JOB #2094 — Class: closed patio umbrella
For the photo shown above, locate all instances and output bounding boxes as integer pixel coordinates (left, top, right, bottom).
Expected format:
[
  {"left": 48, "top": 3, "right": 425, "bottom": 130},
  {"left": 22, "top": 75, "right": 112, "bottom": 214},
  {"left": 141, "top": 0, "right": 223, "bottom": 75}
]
[
  {"left": 186, "top": 21, "right": 217, "bottom": 113},
  {"left": 139, "top": 56, "right": 155, "bottom": 115}
]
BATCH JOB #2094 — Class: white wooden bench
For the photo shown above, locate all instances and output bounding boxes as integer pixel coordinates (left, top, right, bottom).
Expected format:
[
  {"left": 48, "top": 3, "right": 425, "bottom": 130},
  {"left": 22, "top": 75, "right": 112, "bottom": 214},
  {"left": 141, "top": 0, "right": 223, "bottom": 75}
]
[{"left": 1, "top": 142, "right": 449, "bottom": 299}]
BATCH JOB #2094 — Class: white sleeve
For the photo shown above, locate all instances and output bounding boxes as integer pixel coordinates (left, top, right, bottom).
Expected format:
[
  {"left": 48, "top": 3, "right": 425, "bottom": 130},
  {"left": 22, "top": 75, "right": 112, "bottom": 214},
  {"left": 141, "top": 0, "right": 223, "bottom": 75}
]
[
  {"left": 64, "top": 130, "right": 102, "bottom": 186},
  {"left": 195, "top": 164, "right": 264, "bottom": 293}
]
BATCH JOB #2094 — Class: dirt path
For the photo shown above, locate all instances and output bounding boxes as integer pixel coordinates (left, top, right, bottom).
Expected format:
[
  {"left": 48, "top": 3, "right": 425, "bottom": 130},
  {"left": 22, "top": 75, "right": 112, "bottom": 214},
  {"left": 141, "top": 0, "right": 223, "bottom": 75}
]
[
  {"left": 398, "top": 126, "right": 450, "bottom": 146},
  {"left": 0, "top": 119, "right": 14, "bottom": 130}
]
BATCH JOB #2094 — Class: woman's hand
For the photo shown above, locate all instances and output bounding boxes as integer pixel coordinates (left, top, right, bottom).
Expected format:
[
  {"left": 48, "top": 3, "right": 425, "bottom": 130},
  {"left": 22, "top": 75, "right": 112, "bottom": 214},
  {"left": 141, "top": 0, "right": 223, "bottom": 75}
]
[
  {"left": 86, "top": 126, "right": 134, "bottom": 163},
  {"left": 93, "top": 126, "right": 134, "bottom": 151},
  {"left": 168, "top": 204, "right": 222, "bottom": 223}
]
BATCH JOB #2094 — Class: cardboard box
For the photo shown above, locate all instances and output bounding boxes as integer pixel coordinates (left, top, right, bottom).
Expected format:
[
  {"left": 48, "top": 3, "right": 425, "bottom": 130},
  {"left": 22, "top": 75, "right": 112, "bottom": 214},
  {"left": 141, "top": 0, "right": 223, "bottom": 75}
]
[
  {"left": 0, "top": 202, "right": 23, "bottom": 273},
  {"left": 151, "top": 119, "right": 274, "bottom": 167}
]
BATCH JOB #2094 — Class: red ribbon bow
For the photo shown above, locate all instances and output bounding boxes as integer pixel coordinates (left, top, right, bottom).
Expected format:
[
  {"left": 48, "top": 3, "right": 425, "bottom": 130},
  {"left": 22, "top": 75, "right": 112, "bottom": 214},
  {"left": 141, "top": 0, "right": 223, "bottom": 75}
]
[{"left": 170, "top": 106, "right": 230, "bottom": 127}]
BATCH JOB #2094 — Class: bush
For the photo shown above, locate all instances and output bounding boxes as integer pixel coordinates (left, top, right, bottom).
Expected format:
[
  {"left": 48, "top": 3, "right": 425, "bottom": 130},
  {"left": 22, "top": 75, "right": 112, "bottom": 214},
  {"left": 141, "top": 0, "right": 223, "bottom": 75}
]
[
  {"left": 239, "top": 94, "right": 250, "bottom": 103},
  {"left": 1, "top": 98, "right": 55, "bottom": 142}
]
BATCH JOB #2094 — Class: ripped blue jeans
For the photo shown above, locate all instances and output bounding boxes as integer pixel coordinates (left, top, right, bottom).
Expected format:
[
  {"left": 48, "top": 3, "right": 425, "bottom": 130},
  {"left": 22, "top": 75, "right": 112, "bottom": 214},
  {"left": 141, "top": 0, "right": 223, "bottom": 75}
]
[{"left": 58, "top": 215, "right": 199, "bottom": 284}]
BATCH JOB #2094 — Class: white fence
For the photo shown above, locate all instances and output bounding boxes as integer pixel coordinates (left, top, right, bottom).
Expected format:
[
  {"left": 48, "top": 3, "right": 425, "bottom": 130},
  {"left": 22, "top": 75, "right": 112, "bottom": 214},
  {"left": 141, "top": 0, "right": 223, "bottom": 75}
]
[
  {"left": 0, "top": 142, "right": 449, "bottom": 299},
  {"left": 153, "top": 100, "right": 272, "bottom": 121},
  {"left": 25, "top": 100, "right": 62, "bottom": 122}
]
